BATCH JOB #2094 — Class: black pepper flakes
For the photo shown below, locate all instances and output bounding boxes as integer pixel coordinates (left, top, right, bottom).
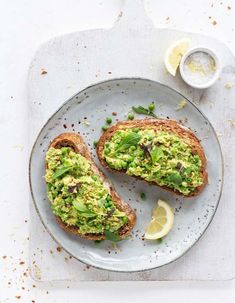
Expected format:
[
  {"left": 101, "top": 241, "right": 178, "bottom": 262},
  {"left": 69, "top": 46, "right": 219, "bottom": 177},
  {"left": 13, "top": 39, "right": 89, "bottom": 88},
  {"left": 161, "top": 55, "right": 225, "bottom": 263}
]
[{"left": 41, "top": 70, "right": 47, "bottom": 75}]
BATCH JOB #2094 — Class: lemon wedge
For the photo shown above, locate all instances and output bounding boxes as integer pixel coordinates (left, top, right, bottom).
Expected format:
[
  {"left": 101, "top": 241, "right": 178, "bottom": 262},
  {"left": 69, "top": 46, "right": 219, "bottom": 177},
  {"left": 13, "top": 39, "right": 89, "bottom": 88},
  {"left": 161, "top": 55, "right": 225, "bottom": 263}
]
[
  {"left": 145, "top": 199, "right": 174, "bottom": 240},
  {"left": 164, "top": 39, "right": 190, "bottom": 76}
]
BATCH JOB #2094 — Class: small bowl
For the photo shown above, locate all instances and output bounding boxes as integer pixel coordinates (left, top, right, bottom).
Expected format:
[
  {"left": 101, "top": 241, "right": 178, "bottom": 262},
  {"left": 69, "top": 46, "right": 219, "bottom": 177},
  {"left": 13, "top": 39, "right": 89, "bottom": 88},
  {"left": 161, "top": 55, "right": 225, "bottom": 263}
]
[{"left": 179, "top": 47, "right": 221, "bottom": 89}]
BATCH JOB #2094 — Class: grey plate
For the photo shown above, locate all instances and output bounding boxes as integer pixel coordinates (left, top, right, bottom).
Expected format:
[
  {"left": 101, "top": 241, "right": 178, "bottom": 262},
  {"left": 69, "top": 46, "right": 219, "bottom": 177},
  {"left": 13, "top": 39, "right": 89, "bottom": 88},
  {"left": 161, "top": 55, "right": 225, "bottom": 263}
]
[{"left": 29, "top": 78, "right": 223, "bottom": 272}]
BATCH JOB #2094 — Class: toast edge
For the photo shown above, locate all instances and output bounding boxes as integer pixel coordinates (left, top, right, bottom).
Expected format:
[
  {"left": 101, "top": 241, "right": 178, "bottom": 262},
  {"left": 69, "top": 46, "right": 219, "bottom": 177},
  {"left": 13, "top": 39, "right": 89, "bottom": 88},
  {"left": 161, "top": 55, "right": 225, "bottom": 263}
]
[
  {"left": 96, "top": 119, "right": 208, "bottom": 197},
  {"left": 46, "top": 133, "right": 136, "bottom": 240}
]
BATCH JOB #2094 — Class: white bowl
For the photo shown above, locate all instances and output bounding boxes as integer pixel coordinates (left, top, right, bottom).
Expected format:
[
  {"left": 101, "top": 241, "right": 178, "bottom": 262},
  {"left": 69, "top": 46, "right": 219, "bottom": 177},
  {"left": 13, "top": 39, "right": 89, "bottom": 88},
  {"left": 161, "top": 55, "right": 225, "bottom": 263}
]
[{"left": 179, "top": 47, "right": 221, "bottom": 89}]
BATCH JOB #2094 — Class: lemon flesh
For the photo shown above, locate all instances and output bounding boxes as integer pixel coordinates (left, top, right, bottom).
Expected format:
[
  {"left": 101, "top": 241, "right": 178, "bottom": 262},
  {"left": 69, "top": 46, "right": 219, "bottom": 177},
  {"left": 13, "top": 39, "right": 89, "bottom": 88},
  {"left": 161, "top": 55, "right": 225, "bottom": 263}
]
[
  {"left": 164, "top": 39, "right": 190, "bottom": 76},
  {"left": 145, "top": 199, "right": 174, "bottom": 240}
]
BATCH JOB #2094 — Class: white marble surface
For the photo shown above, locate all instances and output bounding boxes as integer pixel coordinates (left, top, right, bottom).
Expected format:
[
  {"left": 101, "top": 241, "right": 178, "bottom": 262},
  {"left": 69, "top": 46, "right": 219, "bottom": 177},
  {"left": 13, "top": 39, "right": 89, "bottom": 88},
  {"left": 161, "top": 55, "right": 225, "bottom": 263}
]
[{"left": 1, "top": 0, "right": 235, "bottom": 302}]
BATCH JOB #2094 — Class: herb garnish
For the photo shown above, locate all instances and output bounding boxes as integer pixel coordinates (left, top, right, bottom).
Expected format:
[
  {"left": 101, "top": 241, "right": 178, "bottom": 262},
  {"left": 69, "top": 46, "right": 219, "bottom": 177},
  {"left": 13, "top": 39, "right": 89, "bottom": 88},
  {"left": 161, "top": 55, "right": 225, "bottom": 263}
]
[
  {"left": 72, "top": 201, "right": 97, "bottom": 218},
  {"left": 140, "top": 192, "right": 146, "bottom": 200},
  {"left": 117, "top": 132, "right": 141, "bottom": 151},
  {"left": 94, "top": 240, "right": 103, "bottom": 244},
  {"left": 150, "top": 147, "right": 164, "bottom": 163},
  {"left": 168, "top": 172, "right": 182, "bottom": 185},
  {"left": 176, "top": 162, "right": 185, "bottom": 174},
  {"left": 132, "top": 102, "right": 157, "bottom": 118},
  {"left": 139, "top": 144, "right": 151, "bottom": 157},
  {"left": 104, "top": 230, "right": 122, "bottom": 242},
  {"left": 68, "top": 184, "right": 81, "bottom": 193},
  {"left": 53, "top": 166, "right": 72, "bottom": 179}
]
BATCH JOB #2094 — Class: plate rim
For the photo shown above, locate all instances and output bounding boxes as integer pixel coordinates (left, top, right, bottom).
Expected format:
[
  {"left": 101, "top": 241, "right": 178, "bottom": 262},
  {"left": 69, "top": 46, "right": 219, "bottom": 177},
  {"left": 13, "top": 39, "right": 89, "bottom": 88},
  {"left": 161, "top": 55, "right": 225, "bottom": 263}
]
[{"left": 29, "top": 77, "right": 224, "bottom": 273}]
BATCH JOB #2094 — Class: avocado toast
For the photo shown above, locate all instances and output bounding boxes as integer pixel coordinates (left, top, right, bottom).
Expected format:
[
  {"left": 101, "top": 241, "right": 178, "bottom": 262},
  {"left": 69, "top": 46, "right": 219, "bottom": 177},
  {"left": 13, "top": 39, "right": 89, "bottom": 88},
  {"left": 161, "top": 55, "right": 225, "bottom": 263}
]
[
  {"left": 97, "top": 119, "right": 208, "bottom": 197},
  {"left": 45, "top": 133, "right": 136, "bottom": 240}
]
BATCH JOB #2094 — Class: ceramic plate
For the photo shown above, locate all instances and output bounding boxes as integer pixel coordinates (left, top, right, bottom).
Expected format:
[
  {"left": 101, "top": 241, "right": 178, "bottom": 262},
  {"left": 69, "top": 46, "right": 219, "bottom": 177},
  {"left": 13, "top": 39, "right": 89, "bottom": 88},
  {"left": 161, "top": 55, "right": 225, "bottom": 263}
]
[{"left": 29, "top": 78, "right": 223, "bottom": 272}]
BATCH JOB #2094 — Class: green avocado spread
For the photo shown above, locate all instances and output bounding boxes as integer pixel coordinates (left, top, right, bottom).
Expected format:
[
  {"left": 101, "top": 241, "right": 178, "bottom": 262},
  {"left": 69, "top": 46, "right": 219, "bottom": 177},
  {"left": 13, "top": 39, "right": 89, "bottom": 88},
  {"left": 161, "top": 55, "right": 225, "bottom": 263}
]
[
  {"left": 103, "top": 129, "right": 203, "bottom": 196},
  {"left": 45, "top": 147, "right": 128, "bottom": 234}
]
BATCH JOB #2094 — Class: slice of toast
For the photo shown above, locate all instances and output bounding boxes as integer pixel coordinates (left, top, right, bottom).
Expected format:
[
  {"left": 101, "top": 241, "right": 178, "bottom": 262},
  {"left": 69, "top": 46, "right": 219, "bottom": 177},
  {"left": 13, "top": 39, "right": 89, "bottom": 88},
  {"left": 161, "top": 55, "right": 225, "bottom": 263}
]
[
  {"left": 96, "top": 119, "right": 208, "bottom": 197},
  {"left": 46, "top": 133, "right": 136, "bottom": 240}
]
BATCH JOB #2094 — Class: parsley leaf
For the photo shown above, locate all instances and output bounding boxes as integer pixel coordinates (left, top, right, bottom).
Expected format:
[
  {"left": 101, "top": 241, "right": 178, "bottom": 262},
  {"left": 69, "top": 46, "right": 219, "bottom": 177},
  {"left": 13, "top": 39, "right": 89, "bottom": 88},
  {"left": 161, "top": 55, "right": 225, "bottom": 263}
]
[
  {"left": 132, "top": 104, "right": 157, "bottom": 118},
  {"left": 117, "top": 132, "right": 141, "bottom": 151}
]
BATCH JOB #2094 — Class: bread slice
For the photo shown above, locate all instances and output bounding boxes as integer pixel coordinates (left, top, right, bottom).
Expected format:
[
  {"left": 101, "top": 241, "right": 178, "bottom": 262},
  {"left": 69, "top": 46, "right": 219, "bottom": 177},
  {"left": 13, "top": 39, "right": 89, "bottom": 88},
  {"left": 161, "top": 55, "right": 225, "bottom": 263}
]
[
  {"left": 96, "top": 119, "right": 208, "bottom": 197},
  {"left": 46, "top": 133, "right": 136, "bottom": 240}
]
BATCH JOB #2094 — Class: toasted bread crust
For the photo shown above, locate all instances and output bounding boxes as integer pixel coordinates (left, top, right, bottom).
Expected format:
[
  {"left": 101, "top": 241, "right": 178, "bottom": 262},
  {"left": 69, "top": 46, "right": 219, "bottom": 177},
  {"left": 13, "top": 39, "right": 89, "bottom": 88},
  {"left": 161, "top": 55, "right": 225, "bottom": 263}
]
[
  {"left": 96, "top": 119, "right": 208, "bottom": 197},
  {"left": 47, "top": 133, "right": 136, "bottom": 240}
]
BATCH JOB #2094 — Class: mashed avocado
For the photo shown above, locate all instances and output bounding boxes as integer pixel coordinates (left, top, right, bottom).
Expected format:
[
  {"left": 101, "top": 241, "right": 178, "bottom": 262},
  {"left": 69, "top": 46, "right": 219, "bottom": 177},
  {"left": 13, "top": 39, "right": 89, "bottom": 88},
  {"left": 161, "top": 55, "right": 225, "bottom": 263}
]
[
  {"left": 45, "top": 147, "right": 127, "bottom": 234},
  {"left": 103, "top": 129, "right": 203, "bottom": 195}
]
